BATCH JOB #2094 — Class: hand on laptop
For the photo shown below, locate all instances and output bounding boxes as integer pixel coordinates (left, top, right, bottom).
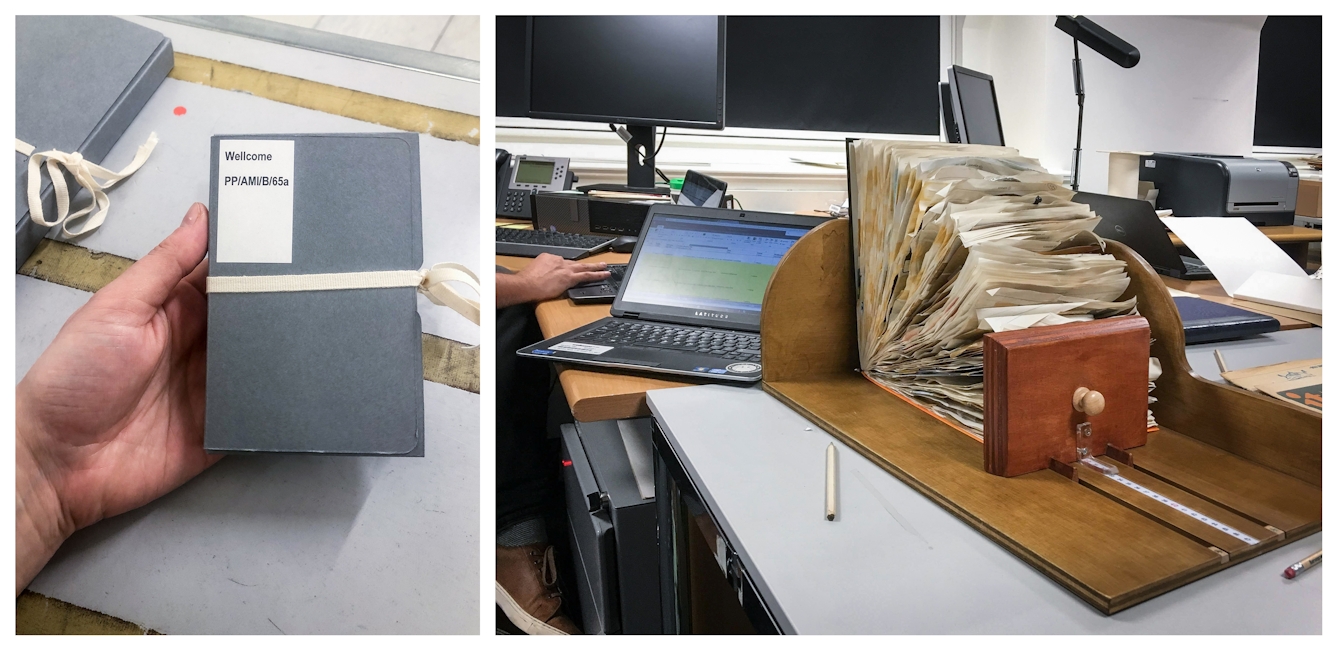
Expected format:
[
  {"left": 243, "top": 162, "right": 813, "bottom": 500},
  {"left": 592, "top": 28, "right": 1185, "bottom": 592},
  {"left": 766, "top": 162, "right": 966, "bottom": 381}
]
[
  {"left": 498, "top": 253, "right": 609, "bottom": 308},
  {"left": 15, "top": 203, "right": 221, "bottom": 595}
]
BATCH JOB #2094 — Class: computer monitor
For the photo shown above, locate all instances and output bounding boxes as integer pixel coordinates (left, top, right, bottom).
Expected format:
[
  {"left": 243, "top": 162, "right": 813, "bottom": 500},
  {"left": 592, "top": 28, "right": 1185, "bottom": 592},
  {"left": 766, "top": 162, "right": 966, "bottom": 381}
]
[
  {"left": 526, "top": 16, "right": 726, "bottom": 191},
  {"left": 947, "top": 65, "right": 1005, "bottom": 146},
  {"left": 939, "top": 82, "right": 961, "bottom": 143}
]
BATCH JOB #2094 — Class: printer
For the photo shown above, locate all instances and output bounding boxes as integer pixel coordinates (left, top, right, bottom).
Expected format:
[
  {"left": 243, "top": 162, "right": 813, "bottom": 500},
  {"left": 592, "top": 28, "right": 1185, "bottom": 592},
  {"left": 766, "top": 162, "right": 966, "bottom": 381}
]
[{"left": 1139, "top": 153, "right": 1299, "bottom": 226}]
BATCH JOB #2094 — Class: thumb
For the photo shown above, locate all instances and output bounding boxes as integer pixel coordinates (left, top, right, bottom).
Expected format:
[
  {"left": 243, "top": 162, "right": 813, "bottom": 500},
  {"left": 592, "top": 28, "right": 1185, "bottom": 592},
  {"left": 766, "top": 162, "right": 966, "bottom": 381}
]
[{"left": 95, "top": 203, "right": 209, "bottom": 323}]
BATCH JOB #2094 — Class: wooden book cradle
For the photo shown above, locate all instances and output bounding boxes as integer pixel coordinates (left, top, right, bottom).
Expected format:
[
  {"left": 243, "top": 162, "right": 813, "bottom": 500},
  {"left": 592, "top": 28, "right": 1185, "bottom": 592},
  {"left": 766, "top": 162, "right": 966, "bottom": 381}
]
[{"left": 759, "top": 218, "right": 1321, "bottom": 615}]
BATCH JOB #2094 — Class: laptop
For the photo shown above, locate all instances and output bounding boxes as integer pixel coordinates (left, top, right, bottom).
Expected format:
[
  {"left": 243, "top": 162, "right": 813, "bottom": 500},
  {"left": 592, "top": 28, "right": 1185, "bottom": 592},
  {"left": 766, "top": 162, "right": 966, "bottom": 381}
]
[
  {"left": 1075, "top": 191, "right": 1214, "bottom": 280},
  {"left": 518, "top": 205, "right": 827, "bottom": 382}
]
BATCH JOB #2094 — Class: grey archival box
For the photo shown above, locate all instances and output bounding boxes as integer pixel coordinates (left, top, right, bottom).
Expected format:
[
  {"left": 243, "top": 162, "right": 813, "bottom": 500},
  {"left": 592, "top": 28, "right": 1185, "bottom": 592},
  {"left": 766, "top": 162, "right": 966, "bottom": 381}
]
[
  {"left": 15, "top": 16, "right": 173, "bottom": 268},
  {"left": 205, "top": 133, "right": 425, "bottom": 455}
]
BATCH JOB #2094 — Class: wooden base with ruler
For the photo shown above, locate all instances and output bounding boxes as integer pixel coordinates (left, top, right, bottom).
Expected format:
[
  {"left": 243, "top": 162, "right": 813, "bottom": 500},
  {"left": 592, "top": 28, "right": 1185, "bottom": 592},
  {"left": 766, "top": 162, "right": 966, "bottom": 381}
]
[{"left": 758, "top": 218, "right": 1321, "bottom": 615}]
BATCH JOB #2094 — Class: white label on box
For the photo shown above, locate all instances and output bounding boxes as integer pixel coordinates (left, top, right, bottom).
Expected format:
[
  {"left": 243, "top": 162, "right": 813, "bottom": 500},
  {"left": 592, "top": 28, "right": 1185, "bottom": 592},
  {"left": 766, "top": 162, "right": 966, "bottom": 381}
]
[
  {"left": 551, "top": 341, "right": 613, "bottom": 355},
  {"left": 216, "top": 139, "right": 295, "bottom": 263}
]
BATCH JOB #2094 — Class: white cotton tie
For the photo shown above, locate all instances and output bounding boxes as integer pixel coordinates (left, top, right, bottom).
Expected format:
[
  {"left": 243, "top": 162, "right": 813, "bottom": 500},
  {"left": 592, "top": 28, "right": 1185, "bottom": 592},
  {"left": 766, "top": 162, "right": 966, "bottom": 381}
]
[
  {"left": 16, "top": 132, "right": 159, "bottom": 238},
  {"left": 206, "top": 262, "right": 481, "bottom": 326}
]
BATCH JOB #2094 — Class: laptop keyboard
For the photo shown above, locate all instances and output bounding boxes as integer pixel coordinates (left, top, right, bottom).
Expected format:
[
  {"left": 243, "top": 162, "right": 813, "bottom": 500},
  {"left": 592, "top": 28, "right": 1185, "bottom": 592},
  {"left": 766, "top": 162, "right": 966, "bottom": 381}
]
[
  {"left": 1181, "top": 255, "right": 1211, "bottom": 276},
  {"left": 575, "top": 264, "right": 627, "bottom": 293},
  {"left": 575, "top": 321, "right": 761, "bottom": 363},
  {"left": 495, "top": 227, "right": 613, "bottom": 250}
]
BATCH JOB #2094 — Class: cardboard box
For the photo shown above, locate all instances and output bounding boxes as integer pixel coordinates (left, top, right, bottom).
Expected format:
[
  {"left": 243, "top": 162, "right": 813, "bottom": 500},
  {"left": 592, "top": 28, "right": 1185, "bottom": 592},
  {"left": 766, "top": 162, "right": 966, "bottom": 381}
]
[
  {"left": 15, "top": 16, "right": 173, "bottom": 268},
  {"left": 1297, "top": 178, "right": 1322, "bottom": 218}
]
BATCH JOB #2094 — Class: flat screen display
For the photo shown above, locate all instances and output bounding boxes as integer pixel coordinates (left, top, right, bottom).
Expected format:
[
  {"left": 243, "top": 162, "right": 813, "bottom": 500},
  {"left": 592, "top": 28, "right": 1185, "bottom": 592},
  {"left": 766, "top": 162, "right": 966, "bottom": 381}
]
[
  {"left": 620, "top": 215, "right": 810, "bottom": 313},
  {"left": 954, "top": 70, "right": 1004, "bottom": 146},
  {"left": 528, "top": 16, "right": 724, "bottom": 128}
]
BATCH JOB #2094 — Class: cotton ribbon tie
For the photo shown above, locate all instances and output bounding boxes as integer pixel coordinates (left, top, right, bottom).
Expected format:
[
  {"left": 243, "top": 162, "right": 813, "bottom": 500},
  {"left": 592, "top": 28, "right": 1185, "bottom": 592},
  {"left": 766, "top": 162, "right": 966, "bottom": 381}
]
[
  {"left": 15, "top": 132, "right": 159, "bottom": 238},
  {"left": 206, "top": 262, "right": 481, "bottom": 326}
]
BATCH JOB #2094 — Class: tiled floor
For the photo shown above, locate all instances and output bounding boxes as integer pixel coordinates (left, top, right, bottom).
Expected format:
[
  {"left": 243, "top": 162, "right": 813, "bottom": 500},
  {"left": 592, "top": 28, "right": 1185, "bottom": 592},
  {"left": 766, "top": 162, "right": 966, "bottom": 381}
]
[{"left": 251, "top": 15, "right": 480, "bottom": 62}]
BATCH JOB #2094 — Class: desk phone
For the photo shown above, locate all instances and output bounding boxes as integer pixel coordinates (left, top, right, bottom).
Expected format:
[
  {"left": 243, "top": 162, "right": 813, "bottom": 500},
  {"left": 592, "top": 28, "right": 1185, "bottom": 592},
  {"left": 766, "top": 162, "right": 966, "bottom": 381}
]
[{"left": 496, "top": 150, "right": 574, "bottom": 219}]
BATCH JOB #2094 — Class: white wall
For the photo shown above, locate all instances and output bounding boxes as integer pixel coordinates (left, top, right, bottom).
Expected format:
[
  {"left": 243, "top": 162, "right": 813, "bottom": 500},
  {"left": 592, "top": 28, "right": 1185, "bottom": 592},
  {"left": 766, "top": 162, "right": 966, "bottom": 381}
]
[{"left": 962, "top": 15, "right": 1267, "bottom": 194}]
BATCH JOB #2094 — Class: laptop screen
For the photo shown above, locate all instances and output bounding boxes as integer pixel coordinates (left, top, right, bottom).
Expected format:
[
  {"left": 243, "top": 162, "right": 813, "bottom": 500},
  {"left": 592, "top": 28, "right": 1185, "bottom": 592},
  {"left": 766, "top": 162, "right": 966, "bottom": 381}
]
[{"left": 619, "top": 214, "right": 812, "bottom": 315}]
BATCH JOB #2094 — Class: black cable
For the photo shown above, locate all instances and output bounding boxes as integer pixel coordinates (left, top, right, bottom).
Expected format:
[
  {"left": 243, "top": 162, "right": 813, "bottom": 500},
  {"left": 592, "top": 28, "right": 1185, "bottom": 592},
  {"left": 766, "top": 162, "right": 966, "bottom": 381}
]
[
  {"left": 612, "top": 123, "right": 671, "bottom": 186},
  {"left": 652, "top": 127, "right": 670, "bottom": 185}
]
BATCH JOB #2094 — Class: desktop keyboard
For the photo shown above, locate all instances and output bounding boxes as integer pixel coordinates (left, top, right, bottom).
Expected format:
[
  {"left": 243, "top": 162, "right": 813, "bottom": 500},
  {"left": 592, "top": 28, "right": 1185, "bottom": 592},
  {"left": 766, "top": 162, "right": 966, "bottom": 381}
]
[
  {"left": 495, "top": 227, "right": 614, "bottom": 260},
  {"left": 574, "top": 321, "right": 761, "bottom": 363}
]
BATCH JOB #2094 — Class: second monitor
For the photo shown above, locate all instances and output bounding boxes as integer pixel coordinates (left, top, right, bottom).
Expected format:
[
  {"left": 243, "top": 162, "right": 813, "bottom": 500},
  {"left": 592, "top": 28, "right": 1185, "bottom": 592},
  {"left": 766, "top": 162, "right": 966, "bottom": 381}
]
[{"left": 946, "top": 65, "right": 1005, "bottom": 146}]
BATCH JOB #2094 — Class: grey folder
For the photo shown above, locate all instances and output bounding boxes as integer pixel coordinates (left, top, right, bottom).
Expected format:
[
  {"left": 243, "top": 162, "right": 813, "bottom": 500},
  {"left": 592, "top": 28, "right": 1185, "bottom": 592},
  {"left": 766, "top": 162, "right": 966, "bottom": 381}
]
[
  {"left": 205, "top": 133, "right": 425, "bottom": 456},
  {"left": 15, "top": 16, "right": 173, "bottom": 269}
]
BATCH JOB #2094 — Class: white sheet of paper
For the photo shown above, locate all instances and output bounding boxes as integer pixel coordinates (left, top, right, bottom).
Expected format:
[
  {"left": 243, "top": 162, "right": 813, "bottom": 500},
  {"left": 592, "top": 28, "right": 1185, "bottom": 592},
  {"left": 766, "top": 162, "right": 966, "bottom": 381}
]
[
  {"left": 983, "top": 313, "right": 1092, "bottom": 333},
  {"left": 1160, "top": 217, "right": 1306, "bottom": 295},
  {"left": 1235, "top": 271, "right": 1322, "bottom": 314}
]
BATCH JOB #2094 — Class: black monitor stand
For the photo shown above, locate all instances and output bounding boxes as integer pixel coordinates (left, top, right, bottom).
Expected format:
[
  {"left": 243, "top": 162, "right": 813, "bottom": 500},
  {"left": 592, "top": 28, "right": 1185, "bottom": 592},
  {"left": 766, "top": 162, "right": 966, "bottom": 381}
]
[{"left": 577, "top": 124, "right": 671, "bottom": 196}]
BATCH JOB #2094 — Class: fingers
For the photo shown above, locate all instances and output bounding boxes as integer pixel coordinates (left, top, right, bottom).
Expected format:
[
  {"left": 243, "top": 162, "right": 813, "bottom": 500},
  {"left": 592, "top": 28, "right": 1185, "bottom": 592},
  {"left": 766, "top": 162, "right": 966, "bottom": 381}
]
[
  {"left": 97, "top": 204, "right": 209, "bottom": 323},
  {"left": 567, "top": 261, "right": 608, "bottom": 273},
  {"left": 182, "top": 256, "right": 209, "bottom": 296},
  {"left": 570, "top": 270, "right": 611, "bottom": 284}
]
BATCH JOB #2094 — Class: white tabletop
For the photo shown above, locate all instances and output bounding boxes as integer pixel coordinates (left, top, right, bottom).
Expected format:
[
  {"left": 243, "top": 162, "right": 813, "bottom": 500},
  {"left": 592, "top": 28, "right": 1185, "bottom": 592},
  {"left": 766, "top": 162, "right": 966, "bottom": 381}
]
[
  {"left": 17, "top": 36, "right": 479, "bottom": 634},
  {"left": 646, "top": 330, "right": 1322, "bottom": 634}
]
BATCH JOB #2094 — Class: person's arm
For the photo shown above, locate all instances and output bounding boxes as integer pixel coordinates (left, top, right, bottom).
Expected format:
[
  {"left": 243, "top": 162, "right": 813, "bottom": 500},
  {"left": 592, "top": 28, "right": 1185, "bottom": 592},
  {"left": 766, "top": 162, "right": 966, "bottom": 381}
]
[
  {"left": 16, "top": 203, "right": 220, "bottom": 594},
  {"left": 497, "top": 253, "right": 610, "bottom": 309}
]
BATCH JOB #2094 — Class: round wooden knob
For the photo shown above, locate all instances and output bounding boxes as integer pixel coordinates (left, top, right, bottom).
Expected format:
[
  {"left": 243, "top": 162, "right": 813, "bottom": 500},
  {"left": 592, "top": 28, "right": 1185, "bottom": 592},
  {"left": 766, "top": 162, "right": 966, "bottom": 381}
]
[{"left": 1073, "top": 387, "right": 1106, "bottom": 416}]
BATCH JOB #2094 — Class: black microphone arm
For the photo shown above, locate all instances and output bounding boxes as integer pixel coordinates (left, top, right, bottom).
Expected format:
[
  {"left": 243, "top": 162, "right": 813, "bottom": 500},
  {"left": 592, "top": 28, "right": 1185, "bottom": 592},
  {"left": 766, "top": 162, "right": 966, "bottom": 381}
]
[{"left": 1054, "top": 16, "right": 1140, "bottom": 191}]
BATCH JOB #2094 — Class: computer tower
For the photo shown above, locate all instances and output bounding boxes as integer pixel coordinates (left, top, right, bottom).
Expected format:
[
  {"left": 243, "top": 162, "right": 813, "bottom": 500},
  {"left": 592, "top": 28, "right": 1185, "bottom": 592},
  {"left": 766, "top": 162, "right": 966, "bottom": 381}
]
[{"left": 560, "top": 420, "right": 661, "bottom": 634}]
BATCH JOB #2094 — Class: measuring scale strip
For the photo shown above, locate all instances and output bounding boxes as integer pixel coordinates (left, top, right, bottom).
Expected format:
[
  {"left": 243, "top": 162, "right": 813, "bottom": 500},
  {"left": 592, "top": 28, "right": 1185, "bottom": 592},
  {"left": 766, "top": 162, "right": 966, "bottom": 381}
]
[{"left": 1106, "top": 473, "right": 1259, "bottom": 545}]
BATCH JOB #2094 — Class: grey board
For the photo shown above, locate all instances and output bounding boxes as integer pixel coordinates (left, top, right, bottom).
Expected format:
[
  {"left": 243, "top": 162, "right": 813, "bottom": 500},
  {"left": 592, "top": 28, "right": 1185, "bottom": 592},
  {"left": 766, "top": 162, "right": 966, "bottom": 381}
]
[
  {"left": 15, "top": 15, "right": 173, "bottom": 268},
  {"left": 205, "top": 132, "right": 425, "bottom": 455}
]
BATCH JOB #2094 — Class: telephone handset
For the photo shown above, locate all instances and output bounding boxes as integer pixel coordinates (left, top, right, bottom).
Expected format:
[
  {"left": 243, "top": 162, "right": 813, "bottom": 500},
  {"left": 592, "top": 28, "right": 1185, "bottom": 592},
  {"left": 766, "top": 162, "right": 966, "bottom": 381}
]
[{"left": 495, "top": 150, "right": 575, "bottom": 219}]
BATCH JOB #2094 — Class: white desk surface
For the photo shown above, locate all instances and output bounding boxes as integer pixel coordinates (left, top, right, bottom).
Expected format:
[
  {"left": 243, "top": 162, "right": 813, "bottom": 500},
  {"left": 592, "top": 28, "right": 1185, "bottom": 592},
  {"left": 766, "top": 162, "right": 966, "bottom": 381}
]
[
  {"left": 17, "top": 39, "right": 479, "bottom": 634},
  {"left": 646, "top": 330, "right": 1322, "bottom": 634}
]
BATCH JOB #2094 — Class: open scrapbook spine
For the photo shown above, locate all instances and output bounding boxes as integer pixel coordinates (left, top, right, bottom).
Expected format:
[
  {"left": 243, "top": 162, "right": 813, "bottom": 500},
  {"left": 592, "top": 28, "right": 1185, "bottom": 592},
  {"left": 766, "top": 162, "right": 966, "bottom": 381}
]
[{"left": 758, "top": 217, "right": 1321, "bottom": 615}]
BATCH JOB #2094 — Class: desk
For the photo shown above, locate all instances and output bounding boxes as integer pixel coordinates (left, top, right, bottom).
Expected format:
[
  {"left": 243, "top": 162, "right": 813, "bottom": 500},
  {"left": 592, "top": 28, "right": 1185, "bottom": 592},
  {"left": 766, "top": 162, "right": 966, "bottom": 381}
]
[
  {"left": 647, "top": 328, "right": 1322, "bottom": 633},
  {"left": 17, "top": 25, "right": 479, "bottom": 634},
  {"left": 498, "top": 250, "right": 699, "bottom": 421},
  {"left": 1168, "top": 225, "right": 1321, "bottom": 268}
]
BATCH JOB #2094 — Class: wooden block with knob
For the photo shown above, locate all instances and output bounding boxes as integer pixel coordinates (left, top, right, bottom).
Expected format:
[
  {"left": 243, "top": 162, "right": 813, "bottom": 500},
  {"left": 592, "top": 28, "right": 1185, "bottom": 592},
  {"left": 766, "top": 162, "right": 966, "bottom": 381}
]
[{"left": 983, "top": 316, "right": 1151, "bottom": 477}]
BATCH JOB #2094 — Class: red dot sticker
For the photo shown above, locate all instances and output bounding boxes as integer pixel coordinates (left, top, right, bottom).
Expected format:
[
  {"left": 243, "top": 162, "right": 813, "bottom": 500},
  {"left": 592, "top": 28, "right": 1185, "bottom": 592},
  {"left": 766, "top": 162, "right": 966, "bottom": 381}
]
[{"left": 173, "top": 106, "right": 187, "bottom": 116}]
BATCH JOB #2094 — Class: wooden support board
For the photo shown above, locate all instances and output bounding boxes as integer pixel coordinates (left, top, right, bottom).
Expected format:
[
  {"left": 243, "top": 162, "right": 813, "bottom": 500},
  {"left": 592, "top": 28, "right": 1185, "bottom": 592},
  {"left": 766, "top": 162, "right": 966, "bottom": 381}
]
[{"left": 759, "top": 218, "right": 1322, "bottom": 615}]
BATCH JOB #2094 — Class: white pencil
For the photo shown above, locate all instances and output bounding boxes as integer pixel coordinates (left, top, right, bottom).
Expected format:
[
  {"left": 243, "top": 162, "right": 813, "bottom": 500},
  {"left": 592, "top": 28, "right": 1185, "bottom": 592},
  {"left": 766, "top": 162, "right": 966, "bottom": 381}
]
[{"left": 825, "top": 443, "right": 837, "bottom": 521}]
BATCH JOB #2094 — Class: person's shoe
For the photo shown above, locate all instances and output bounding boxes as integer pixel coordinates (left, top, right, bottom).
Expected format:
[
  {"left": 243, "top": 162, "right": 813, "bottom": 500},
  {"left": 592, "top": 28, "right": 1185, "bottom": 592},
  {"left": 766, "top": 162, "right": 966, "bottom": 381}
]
[{"left": 496, "top": 544, "right": 582, "bottom": 635}]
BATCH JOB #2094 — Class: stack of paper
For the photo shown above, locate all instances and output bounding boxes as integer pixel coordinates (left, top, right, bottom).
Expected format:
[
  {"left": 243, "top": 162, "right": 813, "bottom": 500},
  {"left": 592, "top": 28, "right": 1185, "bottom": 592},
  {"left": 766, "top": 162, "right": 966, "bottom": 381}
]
[{"left": 848, "top": 140, "right": 1136, "bottom": 436}]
